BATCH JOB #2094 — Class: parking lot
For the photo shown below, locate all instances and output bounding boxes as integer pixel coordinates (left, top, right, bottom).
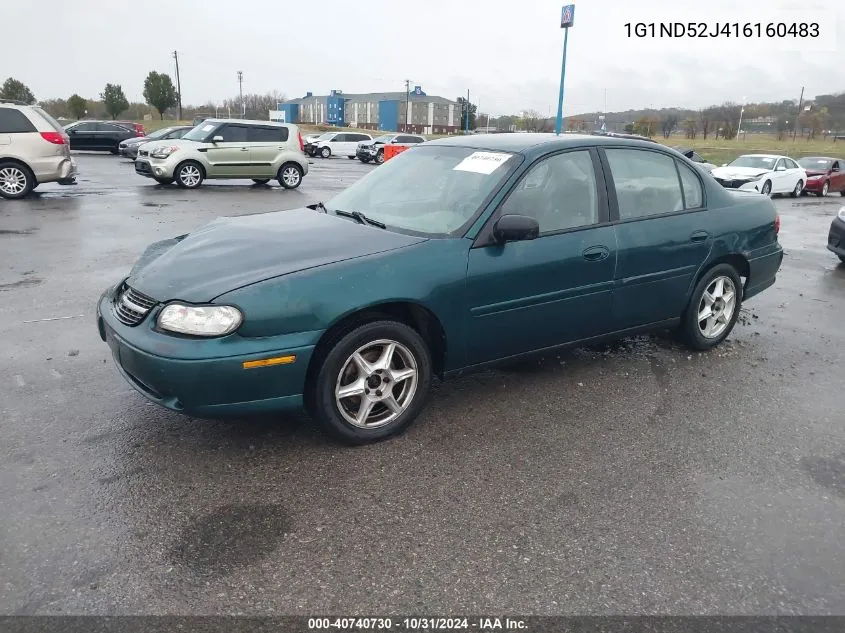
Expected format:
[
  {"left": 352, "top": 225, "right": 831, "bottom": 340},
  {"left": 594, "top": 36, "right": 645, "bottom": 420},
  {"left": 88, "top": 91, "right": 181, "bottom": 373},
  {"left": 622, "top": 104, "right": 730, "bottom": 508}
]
[{"left": 1, "top": 152, "right": 844, "bottom": 615}]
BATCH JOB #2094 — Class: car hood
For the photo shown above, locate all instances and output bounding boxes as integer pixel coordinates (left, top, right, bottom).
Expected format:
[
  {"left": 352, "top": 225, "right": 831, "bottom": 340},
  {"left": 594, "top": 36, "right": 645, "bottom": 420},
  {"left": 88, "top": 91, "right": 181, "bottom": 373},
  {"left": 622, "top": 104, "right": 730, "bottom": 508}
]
[
  {"left": 127, "top": 208, "right": 427, "bottom": 302},
  {"left": 803, "top": 169, "right": 828, "bottom": 177},
  {"left": 358, "top": 140, "right": 386, "bottom": 147},
  {"left": 710, "top": 166, "right": 771, "bottom": 179}
]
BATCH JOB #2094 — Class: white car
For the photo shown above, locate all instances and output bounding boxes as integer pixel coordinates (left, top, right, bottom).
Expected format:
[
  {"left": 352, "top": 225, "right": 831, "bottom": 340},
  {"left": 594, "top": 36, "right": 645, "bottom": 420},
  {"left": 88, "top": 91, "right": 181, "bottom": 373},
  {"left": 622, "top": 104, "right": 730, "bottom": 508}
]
[
  {"left": 306, "top": 131, "right": 373, "bottom": 159},
  {"left": 710, "top": 154, "right": 806, "bottom": 197}
]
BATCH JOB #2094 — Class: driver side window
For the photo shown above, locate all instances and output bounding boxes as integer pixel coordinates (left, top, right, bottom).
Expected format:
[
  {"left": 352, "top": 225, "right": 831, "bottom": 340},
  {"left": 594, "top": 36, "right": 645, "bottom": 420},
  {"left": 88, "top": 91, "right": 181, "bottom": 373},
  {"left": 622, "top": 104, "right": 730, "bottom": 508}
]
[{"left": 500, "top": 151, "right": 599, "bottom": 235}]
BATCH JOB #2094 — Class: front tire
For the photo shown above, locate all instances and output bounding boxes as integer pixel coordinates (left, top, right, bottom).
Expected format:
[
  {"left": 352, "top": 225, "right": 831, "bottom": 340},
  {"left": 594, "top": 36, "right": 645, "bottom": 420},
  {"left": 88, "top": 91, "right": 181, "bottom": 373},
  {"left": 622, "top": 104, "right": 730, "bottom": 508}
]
[
  {"left": 0, "top": 161, "right": 35, "bottom": 199},
  {"left": 278, "top": 163, "right": 303, "bottom": 189},
  {"left": 320, "top": 146, "right": 331, "bottom": 159},
  {"left": 310, "top": 321, "right": 432, "bottom": 445},
  {"left": 761, "top": 180, "right": 772, "bottom": 196},
  {"left": 375, "top": 149, "right": 385, "bottom": 164},
  {"left": 681, "top": 264, "right": 743, "bottom": 351},
  {"left": 818, "top": 181, "right": 829, "bottom": 197},
  {"left": 790, "top": 180, "right": 803, "bottom": 198},
  {"left": 175, "top": 161, "right": 204, "bottom": 189}
]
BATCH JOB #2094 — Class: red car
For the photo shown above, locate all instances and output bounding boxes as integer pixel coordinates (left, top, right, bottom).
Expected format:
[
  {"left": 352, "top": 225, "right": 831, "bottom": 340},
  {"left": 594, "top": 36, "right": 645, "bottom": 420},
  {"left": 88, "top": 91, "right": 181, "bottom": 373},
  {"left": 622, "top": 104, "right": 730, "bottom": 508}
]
[
  {"left": 114, "top": 120, "right": 146, "bottom": 137},
  {"left": 799, "top": 156, "right": 845, "bottom": 197}
]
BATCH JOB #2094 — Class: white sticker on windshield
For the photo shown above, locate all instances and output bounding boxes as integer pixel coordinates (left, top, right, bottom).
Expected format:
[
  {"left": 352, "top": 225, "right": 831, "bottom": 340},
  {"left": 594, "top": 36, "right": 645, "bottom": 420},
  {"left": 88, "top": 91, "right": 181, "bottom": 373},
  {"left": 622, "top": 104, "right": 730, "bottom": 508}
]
[
  {"left": 201, "top": 124, "right": 215, "bottom": 131},
  {"left": 453, "top": 151, "right": 510, "bottom": 175}
]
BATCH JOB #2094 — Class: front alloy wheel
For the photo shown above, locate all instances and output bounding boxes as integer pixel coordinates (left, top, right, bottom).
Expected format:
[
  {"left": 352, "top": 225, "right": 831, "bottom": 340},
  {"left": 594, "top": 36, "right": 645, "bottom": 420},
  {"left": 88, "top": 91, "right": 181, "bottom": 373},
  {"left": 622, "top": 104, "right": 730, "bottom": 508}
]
[
  {"left": 375, "top": 149, "right": 385, "bottom": 164},
  {"left": 791, "top": 180, "right": 803, "bottom": 198},
  {"left": 310, "top": 321, "right": 432, "bottom": 444},
  {"left": 819, "top": 181, "right": 829, "bottom": 197},
  {"left": 320, "top": 147, "right": 331, "bottom": 159},
  {"left": 176, "top": 162, "right": 203, "bottom": 188},
  {"left": 761, "top": 180, "right": 772, "bottom": 196},
  {"left": 0, "top": 164, "right": 33, "bottom": 199}
]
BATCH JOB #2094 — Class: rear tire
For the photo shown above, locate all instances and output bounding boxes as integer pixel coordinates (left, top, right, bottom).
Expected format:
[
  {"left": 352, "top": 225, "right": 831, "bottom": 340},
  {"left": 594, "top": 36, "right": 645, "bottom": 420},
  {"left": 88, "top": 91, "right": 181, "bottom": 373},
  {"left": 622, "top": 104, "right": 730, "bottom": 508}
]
[
  {"left": 175, "top": 161, "right": 204, "bottom": 189},
  {"left": 310, "top": 320, "right": 432, "bottom": 445},
  {"left": 681, "top": 264, "right": 743, "bottom": 351},
  {"left": 0, "top": 161, "right": 35, "bottom": 199},
  {"left": 278, "top": 163, "right": 303, "bottom": 189},
  {"left": 790, "top": 180, "right": 803, "bottom": 198}
]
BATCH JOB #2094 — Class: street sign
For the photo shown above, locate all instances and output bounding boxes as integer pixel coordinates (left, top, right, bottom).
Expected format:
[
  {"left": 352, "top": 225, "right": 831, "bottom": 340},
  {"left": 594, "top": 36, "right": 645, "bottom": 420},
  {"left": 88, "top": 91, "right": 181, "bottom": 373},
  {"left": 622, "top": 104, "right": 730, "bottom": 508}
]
[{"left": 561, "top": 4, "right": 575, "bottom": 28}]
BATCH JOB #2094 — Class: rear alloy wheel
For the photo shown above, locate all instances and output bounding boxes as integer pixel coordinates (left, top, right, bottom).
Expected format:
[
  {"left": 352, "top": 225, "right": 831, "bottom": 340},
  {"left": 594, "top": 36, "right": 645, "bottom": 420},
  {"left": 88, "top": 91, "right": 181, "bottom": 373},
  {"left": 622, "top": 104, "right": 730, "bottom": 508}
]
[
  {"left": 311, "top": 320, "right": 432, "bottom": 444},
  {"left": 681, "top": 264, "right": 743, "bottom": 351},
  {"left": 790, "top": 180, "right": 803, "bottom": 198},
  {"left": 278, "top": 163, "right": 303, "bottom": 189},
  {"left": 320, "top": 146, "right": 331, "bottom": 159},
  {"left": 818, "top": 181, "right": 829, "bottom": 197},
  {"left": 761, "top": 180, "right": 772, "bottom": 196},
  {"left": 252, "top": 178, "right": 270, "bottom": 185},
  {"left": 0, "top": 163, "right": 34, "bottom": 199},
  {"left": 175, "top": 161, "right": 204, "bottom": 189}
]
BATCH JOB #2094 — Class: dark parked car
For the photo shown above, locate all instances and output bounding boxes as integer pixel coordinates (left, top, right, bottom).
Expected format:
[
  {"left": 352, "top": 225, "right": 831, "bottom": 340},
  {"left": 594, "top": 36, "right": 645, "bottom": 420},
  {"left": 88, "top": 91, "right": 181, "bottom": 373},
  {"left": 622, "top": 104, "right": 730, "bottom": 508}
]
[
  {"left": 828, "top": 207, "right": 845, "bottom": 263},
  {"left": 356, "top": 133, "right": 426, "bottom": 164},
  {"left": 97, "top": 133, "right": 783, "bottom": 445},
  {"left": 672, "top": 146, "right": 716, "bottom": 172},
  {"left": 114, "top": 120, "right": 146, "bottom": 136},
  {"left": 64, "top": 120, "right": 139, "bottom": 154},
  {"left": 118, "top": 125, "right": 193, "bottom": 159},
  {"left": 798, "top": 157, "right": 845, "bottom": 197}
]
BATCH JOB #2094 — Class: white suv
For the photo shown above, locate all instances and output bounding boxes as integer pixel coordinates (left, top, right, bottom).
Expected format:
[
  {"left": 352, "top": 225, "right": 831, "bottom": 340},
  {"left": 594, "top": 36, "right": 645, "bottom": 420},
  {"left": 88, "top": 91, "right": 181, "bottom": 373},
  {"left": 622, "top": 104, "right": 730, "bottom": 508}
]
[
  {"left": 0, "top": 100, "right": 77, "bottom": 199},
  {"left": 305, "top": 132, "right": 373, "bottom": 159}
]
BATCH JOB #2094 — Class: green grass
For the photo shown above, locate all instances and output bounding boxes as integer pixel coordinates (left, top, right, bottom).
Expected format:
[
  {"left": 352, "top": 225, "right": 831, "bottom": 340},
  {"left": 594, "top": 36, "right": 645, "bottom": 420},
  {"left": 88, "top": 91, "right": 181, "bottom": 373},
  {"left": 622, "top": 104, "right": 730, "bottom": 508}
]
[{"left": 660, "top": 134, "right": 845, "bottom": 165}]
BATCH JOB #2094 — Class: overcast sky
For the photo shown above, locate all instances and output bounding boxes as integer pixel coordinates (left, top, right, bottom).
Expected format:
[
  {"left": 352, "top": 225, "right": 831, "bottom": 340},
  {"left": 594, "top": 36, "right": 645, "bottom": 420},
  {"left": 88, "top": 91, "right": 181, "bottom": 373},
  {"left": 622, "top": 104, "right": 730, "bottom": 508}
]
[{"left": 5, "top": 0, "right": 842, "bottom": 116}]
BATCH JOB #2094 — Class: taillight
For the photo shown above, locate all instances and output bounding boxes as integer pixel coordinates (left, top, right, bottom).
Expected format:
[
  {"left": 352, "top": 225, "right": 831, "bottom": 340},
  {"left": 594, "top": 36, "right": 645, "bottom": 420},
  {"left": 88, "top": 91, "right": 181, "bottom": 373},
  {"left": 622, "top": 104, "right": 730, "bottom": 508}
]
[
  {"left": 40, "top": 132, "right": 66, "bottom": 145},
  {"left": 774, "top": 213, "right": 780, "bottom": 235},
  {"left": 298, "top": 131, "right": 304, "bottom": 152}
]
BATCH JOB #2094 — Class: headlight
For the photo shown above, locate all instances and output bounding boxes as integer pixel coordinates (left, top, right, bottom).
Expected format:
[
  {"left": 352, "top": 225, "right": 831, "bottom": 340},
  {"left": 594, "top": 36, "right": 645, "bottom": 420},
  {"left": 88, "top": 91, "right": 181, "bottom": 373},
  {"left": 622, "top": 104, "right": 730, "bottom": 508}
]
[
  {"left": 157, "top": 303, "right": 243, "bottom": 336},
  {"left": 150, "top": 145, "right": 180, "bottom": 159},
  {"left": 838, "top": 207, "right": 845, "bottom": 220},
  {"left": 807, "top": 174, "right": 823, "bottom": 180}
]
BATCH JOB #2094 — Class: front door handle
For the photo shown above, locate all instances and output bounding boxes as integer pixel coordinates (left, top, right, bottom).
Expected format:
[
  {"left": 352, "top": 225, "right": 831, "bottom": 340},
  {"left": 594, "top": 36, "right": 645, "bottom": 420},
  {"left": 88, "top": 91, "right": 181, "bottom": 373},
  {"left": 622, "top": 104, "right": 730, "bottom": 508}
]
[
  {"left": 582, "top": 245, "right": 610, "bottom": 262},
  {"left": 690, "top": 230, "right": 710, "bottom": 243},
  {"left": 240, "top": 147, "right": 249, "bottom": 152}
]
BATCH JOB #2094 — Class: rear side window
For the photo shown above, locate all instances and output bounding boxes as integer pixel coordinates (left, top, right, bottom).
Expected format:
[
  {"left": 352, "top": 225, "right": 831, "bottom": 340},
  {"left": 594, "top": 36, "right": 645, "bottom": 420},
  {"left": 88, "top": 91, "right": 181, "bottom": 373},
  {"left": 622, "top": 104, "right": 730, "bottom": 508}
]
[
  {"left": 248, "top": 126, "right": 288, "bottom": 142},
  {"left": 0, "top": 108, "right": 37, "bottom": 133},
  {"left": 605, "top": 149, "right": 685, "bottom": 219},
  {"left": 677, "top": 161, "right": 704, "bottom": 209}
]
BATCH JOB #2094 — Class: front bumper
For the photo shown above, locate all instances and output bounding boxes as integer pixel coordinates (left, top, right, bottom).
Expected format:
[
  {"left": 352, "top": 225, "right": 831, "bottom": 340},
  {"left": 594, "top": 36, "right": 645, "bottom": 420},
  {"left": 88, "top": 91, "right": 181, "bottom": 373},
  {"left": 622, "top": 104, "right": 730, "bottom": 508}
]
[
  {"left": 120, "top": 144, "right": 140, "bottom": 159},
  {"left": 828, "top": 217, "right": 845, "bottom": 257},
  {"left": 803, "top": 178, "right": 826, "bottom": 193},
  {"left": 714, "top": 177, "right": 765, "bottom": 192},
  {"left": 97, "top": 289, "right": 316, "bottom": 417},
  {"left": 135, "top": 157, "right": 175, "bottom": 179}
]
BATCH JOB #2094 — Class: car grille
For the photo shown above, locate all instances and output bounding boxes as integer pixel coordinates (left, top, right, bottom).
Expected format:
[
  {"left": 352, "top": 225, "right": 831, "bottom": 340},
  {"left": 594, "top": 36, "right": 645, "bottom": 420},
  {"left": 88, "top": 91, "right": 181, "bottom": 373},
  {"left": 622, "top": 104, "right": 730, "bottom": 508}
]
[
  {"left": 138, "top": 149, "right": 149, "bottom": 157},
  {"left": 715, "top": 178, "right": 746, "bottom": 189},
  {"left": 112, "top": 284, "right": 157, "bottom": 326}
]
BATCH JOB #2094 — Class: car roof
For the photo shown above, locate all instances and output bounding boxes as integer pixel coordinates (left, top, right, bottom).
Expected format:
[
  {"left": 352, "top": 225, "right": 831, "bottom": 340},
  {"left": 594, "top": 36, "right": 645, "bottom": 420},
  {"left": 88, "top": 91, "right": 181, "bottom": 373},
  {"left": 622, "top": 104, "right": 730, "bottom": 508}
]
[
  {"left": 738, "top": 153, "right": 783, "bottom": 159},
  {"left": 427, "top": 132, "right": 664, "bottom": 154},
  {"left": 200, "top": 118, "right": 291, "bottom": 127},
  {"left": 799, "top": 156, "right": 838, "bottom": 161}
]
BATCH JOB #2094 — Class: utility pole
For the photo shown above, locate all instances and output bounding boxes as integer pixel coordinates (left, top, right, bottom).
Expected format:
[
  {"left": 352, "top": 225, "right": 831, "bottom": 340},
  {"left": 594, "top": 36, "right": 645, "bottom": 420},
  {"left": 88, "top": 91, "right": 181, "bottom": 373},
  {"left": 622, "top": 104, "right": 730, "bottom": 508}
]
[
  {"left": 465, "top": 89, "right": 470, "bottom": 133},
  {"left": 792, "top": 86, "right": 804, "bottom": 141},
  {"left": 237, "top": 71, "right": 244, "bottom": 118},
  {"left": 172, "top": 50, "right": 182, "bottom": 120},
  {"left": 404, "top": 79, "right": 411, "bottom": 133}
]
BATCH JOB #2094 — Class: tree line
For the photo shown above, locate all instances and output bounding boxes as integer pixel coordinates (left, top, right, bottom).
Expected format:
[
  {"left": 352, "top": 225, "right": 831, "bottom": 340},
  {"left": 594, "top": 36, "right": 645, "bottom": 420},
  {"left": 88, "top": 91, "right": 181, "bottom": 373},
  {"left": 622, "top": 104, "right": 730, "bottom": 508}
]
[{"left": 1, "top": 75, "right": 286, "bottom": 123}]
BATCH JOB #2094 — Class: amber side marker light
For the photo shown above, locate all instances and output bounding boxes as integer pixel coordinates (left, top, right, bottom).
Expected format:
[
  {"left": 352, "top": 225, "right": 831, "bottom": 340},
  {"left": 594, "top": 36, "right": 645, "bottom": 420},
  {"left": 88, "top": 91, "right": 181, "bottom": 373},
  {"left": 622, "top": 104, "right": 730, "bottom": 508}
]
[{"left": 243, "top": 355, "right": 296, "bottom": 369}]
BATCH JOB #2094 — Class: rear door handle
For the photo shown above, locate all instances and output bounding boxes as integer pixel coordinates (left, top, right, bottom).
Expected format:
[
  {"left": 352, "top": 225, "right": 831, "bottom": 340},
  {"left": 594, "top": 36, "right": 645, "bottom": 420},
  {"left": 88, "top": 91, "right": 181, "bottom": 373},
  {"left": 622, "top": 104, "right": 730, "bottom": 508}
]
[
  {"left": 582, "top": 245, "right": 610, "bottom": 262},
  {"left": 690, "top": 230, "right": 710, "bottom": 243}
]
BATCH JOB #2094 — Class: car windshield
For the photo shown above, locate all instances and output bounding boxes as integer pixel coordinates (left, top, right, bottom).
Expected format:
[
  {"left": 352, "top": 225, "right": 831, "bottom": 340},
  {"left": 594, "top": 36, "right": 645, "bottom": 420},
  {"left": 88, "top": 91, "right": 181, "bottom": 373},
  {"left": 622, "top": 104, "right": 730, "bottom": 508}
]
[
  {"left": 181, "top": 122, "right": 219, "bottom": 141},
  {"left": 373, "top": 135, "right": 395, "bottom": 143},
  {"left": 146, "top": 127, "right": 174, "bottom": 140},
  {"left": 798, "top": 157, "right": 832, "bottom": 170},
  {"left": 325, "top": 145, "right": 519, "bottom": 235},
  {"left": 728, "top": 156, "right": 778, "bottom": 169}
]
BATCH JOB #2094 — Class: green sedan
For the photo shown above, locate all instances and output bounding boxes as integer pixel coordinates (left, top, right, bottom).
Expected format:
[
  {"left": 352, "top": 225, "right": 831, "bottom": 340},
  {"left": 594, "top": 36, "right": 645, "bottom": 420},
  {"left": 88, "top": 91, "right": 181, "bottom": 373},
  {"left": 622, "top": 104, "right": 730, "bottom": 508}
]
[{"left": 97, "top": 134, "right": 784, "bottom": 444}]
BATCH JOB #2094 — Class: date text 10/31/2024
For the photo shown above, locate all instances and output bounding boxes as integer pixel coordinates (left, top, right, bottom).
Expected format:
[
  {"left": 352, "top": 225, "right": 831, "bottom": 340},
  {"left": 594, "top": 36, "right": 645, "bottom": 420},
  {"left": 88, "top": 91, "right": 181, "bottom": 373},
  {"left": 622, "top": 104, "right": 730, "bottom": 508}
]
[{"left": 624, "top": 22, "right": 820, "bottom": 38}]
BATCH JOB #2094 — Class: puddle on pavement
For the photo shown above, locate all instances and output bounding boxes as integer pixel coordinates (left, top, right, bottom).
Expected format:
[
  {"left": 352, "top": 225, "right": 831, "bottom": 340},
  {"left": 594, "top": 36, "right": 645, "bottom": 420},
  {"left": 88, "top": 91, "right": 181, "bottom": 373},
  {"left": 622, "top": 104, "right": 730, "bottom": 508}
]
[
  {"left": 0, "top": 277, "right": 43, "bottom": 291},
  {"left": 169, "top": 503, "right": 290, "bottom": 577},
  {"left": 0, "top": 228, "right": 37, "bottom": 235},
  {"left": 801, "top": 455, "right": 845, "bottom": 498}
]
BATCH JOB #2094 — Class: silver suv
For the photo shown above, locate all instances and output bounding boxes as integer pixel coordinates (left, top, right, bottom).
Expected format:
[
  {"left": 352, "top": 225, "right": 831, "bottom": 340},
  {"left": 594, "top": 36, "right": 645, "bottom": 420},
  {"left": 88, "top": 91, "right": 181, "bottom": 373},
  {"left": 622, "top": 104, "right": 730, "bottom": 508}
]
[
  {"left": 0, "top": 100, "right": 77, "bottom": 199},
  {"left": 134, "top": 119, "right": 308, "bottom": 189}
]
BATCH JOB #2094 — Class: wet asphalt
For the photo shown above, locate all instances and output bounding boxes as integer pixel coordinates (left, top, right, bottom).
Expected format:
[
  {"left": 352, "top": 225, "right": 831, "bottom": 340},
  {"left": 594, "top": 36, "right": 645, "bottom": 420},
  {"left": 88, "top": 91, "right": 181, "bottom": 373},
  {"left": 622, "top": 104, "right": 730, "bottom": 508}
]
[{"left": 1, "top": 153, "right": 844, "bottom": 616}]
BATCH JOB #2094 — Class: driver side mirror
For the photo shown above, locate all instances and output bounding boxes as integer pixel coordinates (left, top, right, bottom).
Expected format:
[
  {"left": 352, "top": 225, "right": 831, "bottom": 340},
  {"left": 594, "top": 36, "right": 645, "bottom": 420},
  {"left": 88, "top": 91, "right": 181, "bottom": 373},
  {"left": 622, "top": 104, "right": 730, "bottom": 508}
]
[
  {"left": 775, "top": 165, "right": 786, "bottom": 172},
  {"left": 492, "top": 214, "right": 540, "bottom": 244},
  {"left": 211, "top": 135, "right": 224, "bottom": 143}
]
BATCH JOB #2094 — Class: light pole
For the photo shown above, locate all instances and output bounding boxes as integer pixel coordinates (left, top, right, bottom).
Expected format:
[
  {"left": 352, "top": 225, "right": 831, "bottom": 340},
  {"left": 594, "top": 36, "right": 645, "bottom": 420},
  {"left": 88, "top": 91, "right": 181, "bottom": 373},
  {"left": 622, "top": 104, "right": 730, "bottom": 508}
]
[
  {"left": 237, "top": 71, "right": 244, "bottom": 118},
  {"left": 555, "top": 4, "right": 575, "bottom": 135},
  {"left": 736, "top": 96, "right": 746, "bottom": 139}
]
